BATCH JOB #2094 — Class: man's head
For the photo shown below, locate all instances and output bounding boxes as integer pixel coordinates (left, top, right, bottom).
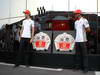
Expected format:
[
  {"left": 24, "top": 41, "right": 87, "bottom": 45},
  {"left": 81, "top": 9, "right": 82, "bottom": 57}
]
[
  {"left": 74, "top": 9, "right": 82, "bottom": 20},
  {"left": 23, "top": 10, "right": 31, "bottom": 19}
]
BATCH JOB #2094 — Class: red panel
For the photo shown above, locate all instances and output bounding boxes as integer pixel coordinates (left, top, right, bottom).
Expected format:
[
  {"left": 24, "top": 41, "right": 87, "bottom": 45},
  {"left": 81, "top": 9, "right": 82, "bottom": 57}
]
[
  {"left": 35, "top": 40, "right": 46, "bottom": 48},
  {"left": 59, "top": 42, "right": 71, "bottom": 50},
  {"left": 52, "top": 20, "right": 71, "bottom": 30}
]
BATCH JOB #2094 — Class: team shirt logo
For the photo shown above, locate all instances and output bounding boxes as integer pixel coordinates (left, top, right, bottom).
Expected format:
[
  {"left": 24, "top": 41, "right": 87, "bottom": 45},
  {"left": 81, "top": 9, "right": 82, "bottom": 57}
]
[
  {"left": 54, "top": 33, "right": 75, "bottom": 51},
  {"left": 32, "top": 32, "right": 51, "bottom": 51}
]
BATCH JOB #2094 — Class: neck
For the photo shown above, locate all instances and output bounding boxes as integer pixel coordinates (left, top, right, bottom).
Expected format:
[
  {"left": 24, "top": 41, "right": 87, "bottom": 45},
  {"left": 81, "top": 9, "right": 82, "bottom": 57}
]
[
  {"left": 26, "top": 15, "right": 31, "bottom": 19},
  {"left": 77, "top": 16, "right": 81, "bottom": 20},
  {"left": 27, "top": 17, "right": 30, "bottom": 19}
]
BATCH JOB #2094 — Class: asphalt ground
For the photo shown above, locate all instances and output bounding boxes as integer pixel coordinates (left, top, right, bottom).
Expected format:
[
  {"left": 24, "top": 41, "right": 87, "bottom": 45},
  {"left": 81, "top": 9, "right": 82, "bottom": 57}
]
[{"left": 0, "top": 62, "right": 96, "bottom": 75}]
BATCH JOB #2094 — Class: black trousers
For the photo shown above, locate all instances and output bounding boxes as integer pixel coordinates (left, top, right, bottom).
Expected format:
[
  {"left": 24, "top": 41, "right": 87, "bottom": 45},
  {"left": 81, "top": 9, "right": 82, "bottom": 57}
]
[
  {"left": 74, "top": 42, "right": 88, "bottom": 70},
  {"left": 13, "top": 40, "right": 19, "bottom": 51},
  {"left": 15, "top": 38, "right": 32, "bottom": 66}
]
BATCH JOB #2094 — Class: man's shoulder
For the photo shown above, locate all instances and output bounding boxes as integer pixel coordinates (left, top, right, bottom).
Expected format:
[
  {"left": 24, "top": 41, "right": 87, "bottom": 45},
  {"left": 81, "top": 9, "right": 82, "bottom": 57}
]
[
  {"left": 82, "top": 17, "right": 88, "bottom": 22},
  {"left": 75, "top": 20, "right": 78, "bottom": 24},
  {"left": 29, "top": 19, "right": 34, "bottom": 24}
]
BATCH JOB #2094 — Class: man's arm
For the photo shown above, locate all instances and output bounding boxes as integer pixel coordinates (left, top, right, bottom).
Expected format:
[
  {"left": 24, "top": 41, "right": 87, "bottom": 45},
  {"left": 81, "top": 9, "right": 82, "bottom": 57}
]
[
  {"left": 30, "top": 26, "right": 34, "bottom": 43},
  {"left": 20, "top": 27, "right": 23, "bottom": 37},
  {"left": 84, "top": 19, "right": 91, "bottom": 33},
  {"left": 31, "top": 27, "right": 34, "bottom": 40},
  {"left": 85, "top": 27, "right": 91, "bottom": 33}
]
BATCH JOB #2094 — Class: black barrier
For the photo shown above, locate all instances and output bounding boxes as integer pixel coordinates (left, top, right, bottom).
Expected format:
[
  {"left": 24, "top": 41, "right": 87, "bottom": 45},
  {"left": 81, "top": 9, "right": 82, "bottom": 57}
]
[
  {"left": 32, "top": 31, "right": 52, "bottom": 53},
  {"left": 53, "top": 31, "right": 75, "bottom": 54},
  {"left": 0, "top": 25, "right": 14, "bottom": 52}
]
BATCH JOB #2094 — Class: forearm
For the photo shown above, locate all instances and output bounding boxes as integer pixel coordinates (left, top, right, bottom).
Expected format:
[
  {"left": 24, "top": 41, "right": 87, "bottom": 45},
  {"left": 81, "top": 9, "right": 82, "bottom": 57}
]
[
  {"left": 31, "top": 27, "right": 34, "bottom": 39},
  {"left": 31, "top": 32, "right": 34, "bottom": 39},
  {"left": 20, "top": 28, "right": 23, "bottom": 37},
  {"left": 86, "top": 27, "right": 91, "bottom": 33}
]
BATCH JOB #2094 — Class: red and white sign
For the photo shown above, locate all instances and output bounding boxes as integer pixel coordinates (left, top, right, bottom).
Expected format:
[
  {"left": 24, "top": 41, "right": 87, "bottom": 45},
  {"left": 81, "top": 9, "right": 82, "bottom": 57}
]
[
  {"left": 54, "top": 33, "right": 75, "bottom": 51},
  {"left": 32, "top": 32, "right": 51, "bottom": 51}
]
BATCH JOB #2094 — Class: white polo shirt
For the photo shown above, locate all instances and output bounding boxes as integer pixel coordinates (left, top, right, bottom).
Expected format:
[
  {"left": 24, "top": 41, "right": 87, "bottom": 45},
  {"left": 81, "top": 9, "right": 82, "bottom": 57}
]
[
  {"left": 75, "top": 17, "right": 90, "bottom": 42},
  {"left": 21, "top": 19, "right": 34, "bottom": 38}
]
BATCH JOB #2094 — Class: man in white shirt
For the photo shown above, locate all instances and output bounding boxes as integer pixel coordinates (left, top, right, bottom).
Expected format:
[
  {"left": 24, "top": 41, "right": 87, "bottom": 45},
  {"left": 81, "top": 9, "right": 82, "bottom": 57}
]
[
  {"left": 74, "top": 9, "right": 91, "bottom": 73},
  {"left": 14, "top": 10, "right": 34, "bottom": 67}
]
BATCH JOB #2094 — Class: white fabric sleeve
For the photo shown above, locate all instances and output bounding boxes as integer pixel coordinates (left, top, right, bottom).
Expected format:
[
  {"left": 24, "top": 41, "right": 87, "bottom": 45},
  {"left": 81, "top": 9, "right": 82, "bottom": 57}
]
[
  {"left": 69, "top": 35, "right": 75, "bottom": 50},
  {"left": 84, "top": 19, "right": 90, "bottom": 28},
  {"left": 45, "top": 36, "right": 51, "bottom": 49},
  {"left": 54, "top": 35, "right": 60, "bottom": 50}
]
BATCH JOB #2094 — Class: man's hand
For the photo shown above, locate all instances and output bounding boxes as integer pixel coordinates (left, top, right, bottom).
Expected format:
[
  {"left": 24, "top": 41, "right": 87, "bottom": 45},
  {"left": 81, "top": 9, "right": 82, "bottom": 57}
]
[
  {"left": 19, "top": 37, "right": 21, "bottom": 42},
  {"left": 30, "top": 38, "right": 33, "bottom": 43},
  {"left": 85, "top": 27, "right": 91, "bottom": 33}
]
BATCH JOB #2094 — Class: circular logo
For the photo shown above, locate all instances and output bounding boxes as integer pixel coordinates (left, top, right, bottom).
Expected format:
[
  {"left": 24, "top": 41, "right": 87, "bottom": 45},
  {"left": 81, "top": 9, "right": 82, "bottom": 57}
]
[
  {"left": 54, "top": 33, "right": 75, "bottom": 51},
  {"left": 32, "top": 32, "right": 51, "bottom": 51}
]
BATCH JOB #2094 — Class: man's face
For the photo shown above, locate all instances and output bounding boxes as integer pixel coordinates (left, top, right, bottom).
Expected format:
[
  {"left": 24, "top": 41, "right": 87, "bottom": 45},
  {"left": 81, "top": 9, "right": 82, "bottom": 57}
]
[
  {"left": 25, "top": 14, "right": 29, "bottom": 17},
  {"left": 74, "top": 13, "right": 81, "bottom": 19}
]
